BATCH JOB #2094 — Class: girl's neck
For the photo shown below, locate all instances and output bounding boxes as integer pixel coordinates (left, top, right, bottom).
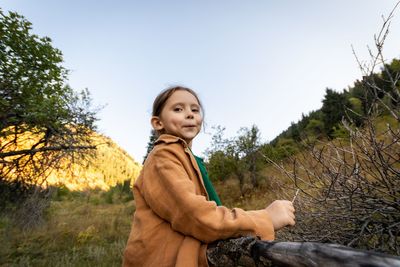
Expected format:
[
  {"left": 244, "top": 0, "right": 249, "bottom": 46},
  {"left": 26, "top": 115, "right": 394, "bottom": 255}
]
[{"left": 187, "top": 140, "right": 193, "bottom": 148}]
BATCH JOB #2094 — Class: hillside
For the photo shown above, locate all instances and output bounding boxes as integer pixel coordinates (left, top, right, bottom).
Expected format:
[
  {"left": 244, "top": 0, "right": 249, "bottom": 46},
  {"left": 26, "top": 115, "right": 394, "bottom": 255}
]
[
  {"left": 270, "top": 58, "right": 400, "bottom": 148},
  {"left": 1, "top": 127, "right": 142, "bottom": 191},
  {"left": 46, "top": 132, "right": 142, "bottom": 191}
]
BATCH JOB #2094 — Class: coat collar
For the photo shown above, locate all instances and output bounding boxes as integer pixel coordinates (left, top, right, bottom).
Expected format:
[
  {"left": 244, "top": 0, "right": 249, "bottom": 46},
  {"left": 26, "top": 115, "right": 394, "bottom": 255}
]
[
  {"left": 154, "top": 134, "right": 189, "bottom": 146},
  {"left": 154, "top": 134, "right": 209, "bottom": 199}
]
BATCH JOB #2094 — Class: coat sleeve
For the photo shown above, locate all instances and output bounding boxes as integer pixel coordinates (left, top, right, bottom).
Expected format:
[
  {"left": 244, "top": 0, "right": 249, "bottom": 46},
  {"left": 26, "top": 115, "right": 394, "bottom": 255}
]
[{"left": 140, "top": 144, "right": 275, "bottom": 243}]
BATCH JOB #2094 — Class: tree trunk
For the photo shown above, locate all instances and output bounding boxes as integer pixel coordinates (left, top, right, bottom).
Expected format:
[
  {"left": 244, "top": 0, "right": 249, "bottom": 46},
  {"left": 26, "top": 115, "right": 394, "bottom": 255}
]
[{"left": 207, "top": 237, "right": 400, "bottom": 267}]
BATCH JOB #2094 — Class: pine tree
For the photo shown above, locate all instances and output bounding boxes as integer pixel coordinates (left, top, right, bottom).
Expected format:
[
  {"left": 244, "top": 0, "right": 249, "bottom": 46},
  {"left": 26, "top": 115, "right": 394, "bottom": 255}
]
[{"left": 142, "top": 130, "right": 158, "bottom": 164}]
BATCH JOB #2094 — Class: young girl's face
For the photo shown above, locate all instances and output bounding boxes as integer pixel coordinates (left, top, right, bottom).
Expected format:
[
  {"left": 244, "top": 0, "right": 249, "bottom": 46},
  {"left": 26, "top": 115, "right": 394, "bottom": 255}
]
[{"left": 151, "top": 90, "right": 203, "bottom": 146}]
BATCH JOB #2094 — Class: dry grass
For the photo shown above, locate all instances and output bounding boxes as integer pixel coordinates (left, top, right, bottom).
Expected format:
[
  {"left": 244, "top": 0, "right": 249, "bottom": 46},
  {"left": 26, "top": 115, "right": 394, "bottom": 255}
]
[
  {"left": 0, "top": 176, "right": 285, "bottom": 266},
  {"left": 0, "top": 197, "right": 135, "bottom": 267},
  {"left": 214, "top": 165, "right": 289, "bottom": 211}
]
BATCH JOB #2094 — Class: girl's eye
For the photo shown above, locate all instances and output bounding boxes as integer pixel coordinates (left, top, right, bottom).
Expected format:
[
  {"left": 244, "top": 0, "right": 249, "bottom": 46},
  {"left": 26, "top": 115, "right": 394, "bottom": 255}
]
[
  {"left": 174, "top": 107, "right": 183, "bottom": 112},
  {"left": 192, "top": 109, "right": 199, "bottom": 113}
]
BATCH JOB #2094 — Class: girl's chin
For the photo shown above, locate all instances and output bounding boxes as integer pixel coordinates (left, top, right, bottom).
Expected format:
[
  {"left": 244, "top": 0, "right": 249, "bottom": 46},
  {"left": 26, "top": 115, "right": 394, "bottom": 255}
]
[
  {"left": 181, "top": 134, "right": 198, "bottom": 144},
  {"left": 166, "top": 131, "right": 199, "bottom": 143}
]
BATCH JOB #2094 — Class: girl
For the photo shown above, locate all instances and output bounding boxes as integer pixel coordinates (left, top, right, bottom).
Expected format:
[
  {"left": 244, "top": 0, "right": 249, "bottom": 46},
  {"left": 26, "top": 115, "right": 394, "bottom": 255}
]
[{"left": 123, "top": 86, "right": 295, "bottom": 267}]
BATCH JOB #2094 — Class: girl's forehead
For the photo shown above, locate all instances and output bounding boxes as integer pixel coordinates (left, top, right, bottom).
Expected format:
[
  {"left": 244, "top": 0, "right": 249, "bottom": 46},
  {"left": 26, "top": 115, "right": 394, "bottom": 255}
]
[{"left": 166, "top": 90, "right": 200, "bottom": 106}]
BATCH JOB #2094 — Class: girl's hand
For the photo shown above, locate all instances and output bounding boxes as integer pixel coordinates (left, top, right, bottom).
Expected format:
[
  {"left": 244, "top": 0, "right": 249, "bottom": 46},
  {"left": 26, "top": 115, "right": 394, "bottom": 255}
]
[{"left": 265, "top": 200, "right": 295, "bottom": 231}]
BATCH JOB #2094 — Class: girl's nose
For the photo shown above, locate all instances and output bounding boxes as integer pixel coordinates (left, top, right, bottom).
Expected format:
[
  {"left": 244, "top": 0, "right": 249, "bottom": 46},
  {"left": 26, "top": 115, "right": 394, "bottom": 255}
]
[{"left": 186, "top": 110, "right": 194, "bottom": 119}]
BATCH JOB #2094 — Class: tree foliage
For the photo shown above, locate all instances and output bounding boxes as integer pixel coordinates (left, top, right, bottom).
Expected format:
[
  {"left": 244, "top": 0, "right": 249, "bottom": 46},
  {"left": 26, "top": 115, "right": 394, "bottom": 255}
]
[
  {"left": 206, "top": 125, "right": 265, "bottom": 194},
  {"left": 0, "top": 10, "right": 98, "bottom": 210},
  {"left": 142, "top": 129, "right": 158, "bottom": 164},
  {"left": 321, "top": 88, "right": 350, "bottom": 135}
]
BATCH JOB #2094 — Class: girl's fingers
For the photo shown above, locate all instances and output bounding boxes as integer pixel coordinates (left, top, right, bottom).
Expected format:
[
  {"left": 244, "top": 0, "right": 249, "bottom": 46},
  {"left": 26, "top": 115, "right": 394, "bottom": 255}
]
[
  {"left": 284, "top": 201, "right": 295, "bottom": 212},
  {"left": 287, "top": 211, "right": 295, "bottom": 221}
]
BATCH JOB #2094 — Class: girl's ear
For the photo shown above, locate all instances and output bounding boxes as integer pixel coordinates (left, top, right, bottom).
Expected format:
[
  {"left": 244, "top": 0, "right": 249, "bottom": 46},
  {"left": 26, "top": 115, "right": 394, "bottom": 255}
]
[{"left": 151, "top": 116, "right": 164, "bottom": 131}]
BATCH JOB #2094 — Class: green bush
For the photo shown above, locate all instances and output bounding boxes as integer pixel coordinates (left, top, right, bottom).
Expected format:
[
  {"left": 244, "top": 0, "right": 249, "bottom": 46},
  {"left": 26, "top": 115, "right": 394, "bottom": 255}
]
[
  {"left": 275, "top": 138, "right": 299, "bottom": 159},
  {"left": 51, "top": 185, "right": 72, "bottom": 201},
  {"left": 331, "top": 125, "right": 350, "bottom": 139},
  {"left": 305, "top": 119, "right": 324, "bottom": 137},
  {"left": 102, "top": 191, "right": 114, "bottom": 204},
  {"left": 206, "top": 150, "right": 235, "bottom": 181}
]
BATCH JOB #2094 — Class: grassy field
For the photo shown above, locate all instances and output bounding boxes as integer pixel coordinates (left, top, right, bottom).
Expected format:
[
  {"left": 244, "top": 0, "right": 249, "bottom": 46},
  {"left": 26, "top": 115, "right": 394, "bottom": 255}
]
[
  {"left": 0, "top": 174, "right": 285, "bottom": 267},
  {"left": 1, "top": 193, "right": 135, "bottom": 267}
]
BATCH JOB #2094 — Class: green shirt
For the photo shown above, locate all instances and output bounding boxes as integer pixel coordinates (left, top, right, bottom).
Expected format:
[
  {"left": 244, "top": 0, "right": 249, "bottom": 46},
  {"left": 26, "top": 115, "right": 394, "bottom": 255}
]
[{"left": 192, "top": 153, "right": 222, "bottom": 206}]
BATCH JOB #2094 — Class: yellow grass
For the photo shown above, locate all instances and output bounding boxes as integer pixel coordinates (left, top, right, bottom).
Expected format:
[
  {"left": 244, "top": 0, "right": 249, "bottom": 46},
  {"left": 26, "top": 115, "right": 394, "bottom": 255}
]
[{"left": 0, "top": 196, "right": 135, "bottom": 267}]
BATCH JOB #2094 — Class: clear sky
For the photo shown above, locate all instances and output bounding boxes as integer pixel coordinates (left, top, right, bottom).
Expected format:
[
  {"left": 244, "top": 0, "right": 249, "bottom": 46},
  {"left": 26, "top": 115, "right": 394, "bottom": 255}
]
[{"left": 2, "top": 1, "right": 400, "bottom": 162}]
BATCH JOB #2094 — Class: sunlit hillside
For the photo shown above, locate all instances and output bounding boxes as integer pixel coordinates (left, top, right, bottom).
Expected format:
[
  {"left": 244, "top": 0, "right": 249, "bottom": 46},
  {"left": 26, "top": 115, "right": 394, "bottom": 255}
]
[
  {"left": 1, "top": 127, "right": 142, "bottom": 191},
  {"left": 46, "top": 133, "right": 142, "bottom": 191}
]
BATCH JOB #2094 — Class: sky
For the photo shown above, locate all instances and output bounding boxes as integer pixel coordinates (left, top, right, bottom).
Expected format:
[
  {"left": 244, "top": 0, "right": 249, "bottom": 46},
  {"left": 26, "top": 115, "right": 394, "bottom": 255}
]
[{"left": 2, "top": 1, "right": 400, "bottom": 162}]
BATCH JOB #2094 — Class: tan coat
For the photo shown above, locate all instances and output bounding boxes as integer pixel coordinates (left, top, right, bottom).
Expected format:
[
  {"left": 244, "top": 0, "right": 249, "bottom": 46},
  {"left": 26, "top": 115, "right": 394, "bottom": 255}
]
[{"left": 123, "top": 134, "right": 275, "bottom": 267}]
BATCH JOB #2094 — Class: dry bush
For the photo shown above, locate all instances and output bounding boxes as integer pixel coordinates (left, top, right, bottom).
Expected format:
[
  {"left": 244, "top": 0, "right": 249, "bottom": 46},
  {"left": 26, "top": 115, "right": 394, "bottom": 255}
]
[
  {"left": 275, "top": 124, "right": 399, "bottom": 255},
  {"left": 12, "top": 186, "right": 54, "bottom": 230},
  {"left": 271, "top": 5, "right": 400, "bottom": 255}
]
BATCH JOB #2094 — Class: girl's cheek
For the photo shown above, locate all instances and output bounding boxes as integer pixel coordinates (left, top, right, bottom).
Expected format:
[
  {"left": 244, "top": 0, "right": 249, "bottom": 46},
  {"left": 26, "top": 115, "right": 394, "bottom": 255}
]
[{"left": 170, "top": 118, "right": 181, "bottom": 125}]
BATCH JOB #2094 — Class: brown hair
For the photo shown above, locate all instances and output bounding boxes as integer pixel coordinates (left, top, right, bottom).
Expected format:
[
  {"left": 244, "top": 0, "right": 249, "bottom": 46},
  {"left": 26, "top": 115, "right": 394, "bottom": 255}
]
[{"left": 152, "top": 86, "right": 204, "bottom": 135}]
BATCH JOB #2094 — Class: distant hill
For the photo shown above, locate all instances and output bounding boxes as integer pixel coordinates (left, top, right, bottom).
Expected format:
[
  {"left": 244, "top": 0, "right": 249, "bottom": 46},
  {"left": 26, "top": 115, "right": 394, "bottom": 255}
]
[
  {"left": 270, "top": 58, "right": 400, "bottom": 147},
  {"left": 46, "top": 132, "right": 142, "bottom": 191}
]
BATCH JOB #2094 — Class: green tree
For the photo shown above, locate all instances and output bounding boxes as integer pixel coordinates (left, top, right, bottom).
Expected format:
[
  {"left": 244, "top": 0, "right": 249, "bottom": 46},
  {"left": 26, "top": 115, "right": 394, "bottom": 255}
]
[
  {"left": 287, "top": 122, "right": 301, "bottom": 142},
  {"left": 142, "top": 129, "right": 158, "bottom": 164},
  {"left": 274, "top": 138, "right": 299, "bottom": 159},
  {"left": 206, "top": 125, "right": 264, "bottom": 194},
  {"left": 321, "top": 88, "right": 349, "bottom": 136},
  {"left": 235, "top": 125, "right": 262, "bottom": 188},
  {"left": 0, "top": 10, "right": 97, "bottom": 208},
  {"left": 305, "top": 119, "right": 324, "bottom": 138},
  {"left": 205, "top": 126, "right": 235, "bottom": 182},
  {"left": 206, "top": 150, "right": 235, "bottom": 182}
]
